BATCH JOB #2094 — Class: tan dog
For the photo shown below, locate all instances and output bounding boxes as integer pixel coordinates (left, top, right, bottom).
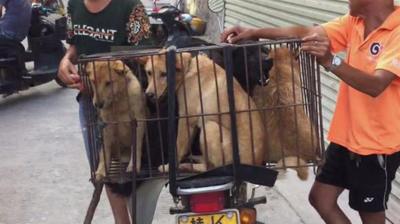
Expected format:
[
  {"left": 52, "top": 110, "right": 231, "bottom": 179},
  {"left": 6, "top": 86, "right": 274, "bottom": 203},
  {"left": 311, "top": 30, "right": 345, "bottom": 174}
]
[
  {"left": 253, "top": 48, "right": 318, "bottom": 180},
  {"left": 86, "top": 60, "right": 146, "bottom": 181},
  {"left": 142, "top": 51, "right": 264, "bottom": 172}
]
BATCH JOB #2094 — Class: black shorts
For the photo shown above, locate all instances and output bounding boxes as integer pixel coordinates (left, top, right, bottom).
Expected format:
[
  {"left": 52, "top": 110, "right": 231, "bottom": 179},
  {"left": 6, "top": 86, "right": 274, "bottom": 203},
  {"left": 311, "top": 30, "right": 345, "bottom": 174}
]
[{"left": 316, "top": 143, "right": 400, "bottom": 212}]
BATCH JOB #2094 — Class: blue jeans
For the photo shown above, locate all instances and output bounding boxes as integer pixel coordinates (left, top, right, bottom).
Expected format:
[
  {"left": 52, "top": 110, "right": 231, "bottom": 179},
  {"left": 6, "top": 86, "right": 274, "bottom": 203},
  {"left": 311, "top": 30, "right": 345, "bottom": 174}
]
[
  {"left": 78, "top": 93, "right": 101, "bottom": 172},
  {"left": 0, "top": 25, "right": 20, "bottom": 41}
]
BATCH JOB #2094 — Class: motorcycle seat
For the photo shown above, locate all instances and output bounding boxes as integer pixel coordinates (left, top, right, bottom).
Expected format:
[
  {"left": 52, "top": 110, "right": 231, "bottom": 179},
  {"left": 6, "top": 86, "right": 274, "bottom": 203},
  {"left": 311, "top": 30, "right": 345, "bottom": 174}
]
[
  {"left": 0, "top": 38, "right": 26, "bottom": 70},
  {"left": 176, "top": 176, "right": 234, "bottom": 196}
]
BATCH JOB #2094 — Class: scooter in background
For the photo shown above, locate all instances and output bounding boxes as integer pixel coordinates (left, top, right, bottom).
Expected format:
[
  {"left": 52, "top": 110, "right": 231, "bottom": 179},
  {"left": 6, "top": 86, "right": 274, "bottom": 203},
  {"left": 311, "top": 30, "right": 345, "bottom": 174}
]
[{"left": 0, "top": 0, "right": 67, "bottom": 97}]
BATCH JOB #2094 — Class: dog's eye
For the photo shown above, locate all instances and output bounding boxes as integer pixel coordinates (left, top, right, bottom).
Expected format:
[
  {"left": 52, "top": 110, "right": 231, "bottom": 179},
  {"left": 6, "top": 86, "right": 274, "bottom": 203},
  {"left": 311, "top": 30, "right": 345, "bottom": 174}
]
[
  {"left": 105, "top": 81, "right": 112, "bottom": 87},
  {"left": 147, "top": 71, "right": 152, "bottom": 76},
  {"left": 160, "top": 72, "right": 167, "bottom": 77}
]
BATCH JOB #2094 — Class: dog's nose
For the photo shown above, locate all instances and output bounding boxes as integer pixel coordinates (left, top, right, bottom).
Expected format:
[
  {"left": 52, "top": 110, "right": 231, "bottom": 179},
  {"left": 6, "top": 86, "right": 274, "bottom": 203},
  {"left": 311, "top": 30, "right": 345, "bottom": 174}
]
[
  {"left": 95, "top": 101, "right": 104, "bottom": 109},
  {"left": 146, "top": 92, "right": 156, "bottom": 100}
]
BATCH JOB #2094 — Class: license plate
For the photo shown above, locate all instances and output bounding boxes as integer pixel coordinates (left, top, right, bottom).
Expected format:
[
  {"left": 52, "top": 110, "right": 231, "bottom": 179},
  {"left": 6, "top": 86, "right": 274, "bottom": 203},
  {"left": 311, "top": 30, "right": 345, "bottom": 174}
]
[{"left": 176, "top": 209, "right": 239, "bottom": 224}]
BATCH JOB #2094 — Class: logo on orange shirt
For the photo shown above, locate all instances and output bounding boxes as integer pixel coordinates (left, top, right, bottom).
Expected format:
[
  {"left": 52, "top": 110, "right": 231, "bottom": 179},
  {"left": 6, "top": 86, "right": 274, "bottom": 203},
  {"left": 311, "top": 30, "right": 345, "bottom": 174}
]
[{"left": 370, "top": 42, "right": 381, "bottom": 56}]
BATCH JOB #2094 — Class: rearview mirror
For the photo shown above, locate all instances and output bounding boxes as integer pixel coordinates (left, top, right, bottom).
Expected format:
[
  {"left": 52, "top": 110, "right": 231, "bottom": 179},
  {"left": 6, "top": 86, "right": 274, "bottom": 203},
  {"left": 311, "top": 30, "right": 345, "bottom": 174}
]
[{"left": 207, "top": 0, "right": 225, "bottom": 13}]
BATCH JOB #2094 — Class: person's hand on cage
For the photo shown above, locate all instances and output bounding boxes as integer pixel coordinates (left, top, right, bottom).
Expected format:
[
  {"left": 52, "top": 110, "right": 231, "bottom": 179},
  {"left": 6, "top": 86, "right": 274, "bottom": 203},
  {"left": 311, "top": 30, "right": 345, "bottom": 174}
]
[
  {"left": 301, "top": 33, "right": 333, "bottom": 69},
  {"left": 58, "top": 57, "right": 83, "bottom": 90},
  {"left": 220, "top": 26, "right": 257, "bottom": 44}
]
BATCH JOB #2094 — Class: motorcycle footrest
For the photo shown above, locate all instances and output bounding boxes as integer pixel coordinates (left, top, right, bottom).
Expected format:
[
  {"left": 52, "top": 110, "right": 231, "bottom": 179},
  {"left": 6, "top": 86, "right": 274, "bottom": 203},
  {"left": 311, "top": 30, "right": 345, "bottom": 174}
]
[
  {"left": 243, "top": 196, "right": 267, "bottom": 207},
  {"left": 169, "top": 207, "right": 190, "bottom": 215}
]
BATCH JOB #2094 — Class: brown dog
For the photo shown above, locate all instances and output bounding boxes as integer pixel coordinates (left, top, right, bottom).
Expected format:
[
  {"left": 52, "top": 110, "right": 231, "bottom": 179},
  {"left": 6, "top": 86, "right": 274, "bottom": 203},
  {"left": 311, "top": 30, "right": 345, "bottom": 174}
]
[
  {"left": 253, "top": 47, "right": 318, "bottom": 180},
  {"left": 142, "top": 50, "right": 265, "bottom": 172},
  {"left": 86, "top": 60, "right": 146, "bottom": 181}
]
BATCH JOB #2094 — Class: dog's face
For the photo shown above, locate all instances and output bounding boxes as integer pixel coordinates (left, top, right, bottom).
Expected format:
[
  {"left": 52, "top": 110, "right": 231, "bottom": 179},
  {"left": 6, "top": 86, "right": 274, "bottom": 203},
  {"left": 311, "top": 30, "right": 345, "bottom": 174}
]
[
  {"left": 139, "top": 52, "right": 192, "bottom": 101},
  {"left": 86, "top": 60, "right": 129, "bottom": 109}
]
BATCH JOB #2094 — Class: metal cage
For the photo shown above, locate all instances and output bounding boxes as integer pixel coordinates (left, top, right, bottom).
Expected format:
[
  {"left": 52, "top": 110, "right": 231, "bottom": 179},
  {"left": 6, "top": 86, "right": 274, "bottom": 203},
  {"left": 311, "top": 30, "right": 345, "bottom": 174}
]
[{"left": 78, "top": 39, "right": 324, "bottom": 223}]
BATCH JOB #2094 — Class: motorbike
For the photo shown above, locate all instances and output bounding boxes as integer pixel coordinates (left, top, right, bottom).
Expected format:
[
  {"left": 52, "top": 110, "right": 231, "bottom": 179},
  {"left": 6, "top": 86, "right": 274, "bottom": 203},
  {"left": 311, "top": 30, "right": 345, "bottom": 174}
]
[
  {"left": 150, "top": 1, "right": 278, "bottom": 224},
  {"left": 148, "top": 0, "right": 210, "bottom": 48},
  {"left": 0, "top": 0, "right": 67, "bottom": 97}
]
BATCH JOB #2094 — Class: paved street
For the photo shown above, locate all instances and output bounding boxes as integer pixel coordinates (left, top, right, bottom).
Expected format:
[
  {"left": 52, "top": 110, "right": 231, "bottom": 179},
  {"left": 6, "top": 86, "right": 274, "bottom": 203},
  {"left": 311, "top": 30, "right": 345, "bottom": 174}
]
[{"left": 0, "top": 82, "right": 366, "bottom": 224}]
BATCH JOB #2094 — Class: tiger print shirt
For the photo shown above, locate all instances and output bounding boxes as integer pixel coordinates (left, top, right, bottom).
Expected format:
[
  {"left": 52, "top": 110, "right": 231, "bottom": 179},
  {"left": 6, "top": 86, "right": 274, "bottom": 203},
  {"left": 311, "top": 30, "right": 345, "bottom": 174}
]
[{"left": 66, "top": 0, "right": 151, "bottom": 56}]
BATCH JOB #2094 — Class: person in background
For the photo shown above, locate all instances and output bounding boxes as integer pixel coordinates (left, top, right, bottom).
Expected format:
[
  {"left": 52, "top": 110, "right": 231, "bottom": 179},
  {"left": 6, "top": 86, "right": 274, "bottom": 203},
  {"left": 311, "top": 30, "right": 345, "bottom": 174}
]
[
  {"left": 57, "top": 0, "right": 151, "bottom": 223},
  {"left": 221, "top": 0, "right": 400, "bottom": 223},
  {"left": 0, "top": 0, "right": 31, "bottom": 42}
]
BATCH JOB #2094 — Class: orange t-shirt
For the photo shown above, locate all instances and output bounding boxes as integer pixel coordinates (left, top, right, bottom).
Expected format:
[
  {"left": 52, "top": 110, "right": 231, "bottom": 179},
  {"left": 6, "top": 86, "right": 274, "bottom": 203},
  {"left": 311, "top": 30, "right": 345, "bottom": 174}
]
[{"left": 322, "top": 7, "right": 400, "bottom": 155}]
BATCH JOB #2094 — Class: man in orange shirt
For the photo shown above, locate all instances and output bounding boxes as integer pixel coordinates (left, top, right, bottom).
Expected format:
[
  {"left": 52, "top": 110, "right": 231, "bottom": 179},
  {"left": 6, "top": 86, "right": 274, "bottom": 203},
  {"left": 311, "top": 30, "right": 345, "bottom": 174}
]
[{"left": 221, "top": 0, "right": 400, "bottom": 223}]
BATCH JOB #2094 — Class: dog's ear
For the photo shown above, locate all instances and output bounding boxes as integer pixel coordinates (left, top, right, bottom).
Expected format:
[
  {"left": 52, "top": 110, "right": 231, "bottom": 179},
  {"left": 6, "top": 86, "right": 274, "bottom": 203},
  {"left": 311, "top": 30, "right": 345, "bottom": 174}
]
[
  {"left": 175, "top": 52, "right": 192, "bottom": 72},
  {"left": 112, "top": 60, "right": 128, "bottom": 76},
  {"left": 85, "top": 62, "right": 96, "bottom": 80}
]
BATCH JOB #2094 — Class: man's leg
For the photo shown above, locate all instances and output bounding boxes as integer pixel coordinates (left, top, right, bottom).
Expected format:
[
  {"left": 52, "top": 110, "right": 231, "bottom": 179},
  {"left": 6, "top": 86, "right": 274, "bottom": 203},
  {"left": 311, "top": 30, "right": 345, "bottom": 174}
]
[
  {"left": 310, "top": 143, "right": 353, "bottom": 224},
  {"left": 131, "top": 179, "right": 168, "bottom": 224},
  {"left": 309, "top": 181, "right": 351, "bottom": 224},
  {"left": 359, "top": 211, "right": 385, "bottom": 224},
  {"left": 105, "top": 186, "right": 131, "bottom": 224}
]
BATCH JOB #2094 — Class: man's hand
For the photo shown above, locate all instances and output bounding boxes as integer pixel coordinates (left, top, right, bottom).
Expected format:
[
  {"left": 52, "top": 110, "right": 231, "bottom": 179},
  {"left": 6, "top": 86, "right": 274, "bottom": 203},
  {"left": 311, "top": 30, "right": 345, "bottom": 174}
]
[
  {"left": 58, "top": 57, "right": 82, "bottom": 90},
  {"left": 301, "top": 33, "right": 333, "bottom": 68},
  {"left": 220, "top": 26, "right": 257, "bottom": 43}
]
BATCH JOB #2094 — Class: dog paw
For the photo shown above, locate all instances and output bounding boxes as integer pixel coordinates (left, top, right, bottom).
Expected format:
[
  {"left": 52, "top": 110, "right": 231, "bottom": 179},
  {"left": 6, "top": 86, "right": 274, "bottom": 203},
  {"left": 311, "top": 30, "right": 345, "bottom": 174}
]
[
  {"left": 179, "top": 163, "right": 206, "bottom": 173},
  {"left": 125, "top": 163, "right": 141, "bottom": 173},
  {"left": 158, "top": 164, "right": 169, "bottom": 173},
  {"left": 126, "top": 162, "right": 133, "bottom": 172},
  {"left": 295, "top": 167, "right": 309, "bottom": 181}
]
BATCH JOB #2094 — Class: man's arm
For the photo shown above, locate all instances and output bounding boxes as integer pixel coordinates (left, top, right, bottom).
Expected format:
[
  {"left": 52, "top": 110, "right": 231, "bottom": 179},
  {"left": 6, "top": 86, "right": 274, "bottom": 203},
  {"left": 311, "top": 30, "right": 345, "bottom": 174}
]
[
  {"left": 63, "top": 45, "right": 78, "bottom": 64},
  {"left": 328, "top": 63, "right": 395, "bottom": 97},
  {"left": 220, "top": 25, "right": 322, "bottom": 43},
  {"left": 252, "top": 26, "right": 315, "bottom": 39},
  {"left": 0, "top": 5, "right": 3, "bottom": 18},
  {"left": 302, "top": 34, "right": 396, "bottom": 97}
]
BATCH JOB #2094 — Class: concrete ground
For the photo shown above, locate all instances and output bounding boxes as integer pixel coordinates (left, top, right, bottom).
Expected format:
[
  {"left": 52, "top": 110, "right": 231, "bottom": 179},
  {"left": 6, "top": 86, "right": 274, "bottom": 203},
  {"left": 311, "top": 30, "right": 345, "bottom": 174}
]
[{"left": 0, "top": 82, "right": 368, "bottom": 224}]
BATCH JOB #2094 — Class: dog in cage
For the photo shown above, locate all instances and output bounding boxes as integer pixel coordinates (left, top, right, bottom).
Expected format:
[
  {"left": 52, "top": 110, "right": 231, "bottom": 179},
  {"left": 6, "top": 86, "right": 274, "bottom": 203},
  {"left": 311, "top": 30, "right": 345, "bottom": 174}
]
[
  {"left": 253, "top": 47, "right": 318, "bottom": 180},
  {"left": 140, "top": 50, "right": 265, "bottom": 172},
  {"left": 209, "top": 40, "right": 274, "bottom": 96},
  {"left": 85, "top": 60, "right": 147, "bottom": 181}
]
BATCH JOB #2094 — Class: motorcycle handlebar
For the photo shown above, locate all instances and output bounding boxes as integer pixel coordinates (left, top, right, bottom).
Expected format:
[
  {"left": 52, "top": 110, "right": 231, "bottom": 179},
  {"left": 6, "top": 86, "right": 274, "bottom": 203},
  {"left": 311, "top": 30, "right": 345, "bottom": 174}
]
[
  {"left": 149, "top": 6, "right": 181, "bottom": 20},
  {"left": 32, "top": 2, "right": 57, "bottom": 17}
]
